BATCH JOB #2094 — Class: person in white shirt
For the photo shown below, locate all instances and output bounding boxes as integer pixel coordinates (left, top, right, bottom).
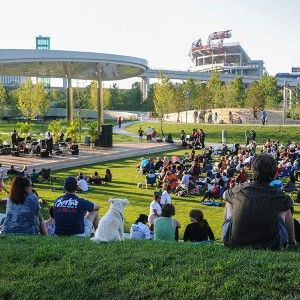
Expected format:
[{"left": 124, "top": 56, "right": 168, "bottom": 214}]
[
  {"left": 77, "top": 175, "right": 89, "bottom": 192},
  {"left": 144, "top": 127, "right": 154, "bottom": 142},
  {"left": 148, "top": 192, "right": 162, "bottom": 231},
  {"left": 160, "top": 185, "right": 172, "bottom": 207},
  {"left": 130, "top": 214, "right": 151, "bottom": 240},
  {"left": 180, "top": 171, "right": 191, "bottom": 190}
]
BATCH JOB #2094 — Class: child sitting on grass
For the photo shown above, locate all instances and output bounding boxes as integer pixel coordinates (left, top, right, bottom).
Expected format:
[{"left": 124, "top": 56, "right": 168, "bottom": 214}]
[{"left": 45, "top": 206, "right": 55, "bottom": 235}]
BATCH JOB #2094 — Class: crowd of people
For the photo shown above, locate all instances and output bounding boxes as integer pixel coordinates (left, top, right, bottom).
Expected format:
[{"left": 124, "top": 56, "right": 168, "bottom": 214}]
[{"left": 0, "top": 136, "right": 300, "bottom": 250}]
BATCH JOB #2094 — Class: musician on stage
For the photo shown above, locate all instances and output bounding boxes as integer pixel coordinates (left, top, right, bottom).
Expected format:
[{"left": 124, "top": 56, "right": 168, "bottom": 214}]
[{"left": 11, "top": 130, "right": 19, "bottom": 149}]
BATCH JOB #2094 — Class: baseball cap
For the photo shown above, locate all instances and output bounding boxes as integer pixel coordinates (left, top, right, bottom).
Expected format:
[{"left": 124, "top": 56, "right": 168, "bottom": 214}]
[{"left": 64, "top": 176, "right": 78, "bottom": 192}]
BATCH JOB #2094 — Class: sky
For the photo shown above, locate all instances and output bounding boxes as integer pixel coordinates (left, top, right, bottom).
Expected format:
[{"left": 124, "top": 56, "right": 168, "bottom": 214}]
[{"left": 1, "top": 0, "right": 300, "bottom": 88}]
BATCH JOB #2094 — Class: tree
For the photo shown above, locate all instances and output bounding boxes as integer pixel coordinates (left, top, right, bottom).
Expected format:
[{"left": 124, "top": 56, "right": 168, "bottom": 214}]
[
  {"left": 89, "top": 81, "right": 111, "bottom": 110},
  {"left": 223, "top": 76, "right": 245, "bottom": 108},
  {"left": 207, "top": 72, "right": 223, "bottom": 108},
  {"left": 0, "top": 83, "right": 8, "bottom": 118},
  {"left": 193, "top": 83, "right": 212, "bottom": 110},
  {"left": 153, "top": 75, "right": 174, "bottom": 136},
  {"left": 86, "top": 121, "right": 98, "bottom": 144},
  {"left": 258, "top": 74, "right": 281, "bottom": 109},
  {"left": 66, "top": 119, "right": 80, "bottom": 142},
  {"left": 48, "top": 120, "right": 63, "bottom": 143},
  {"left": 17, "top": 122, "right": 33, "bottom": 135},
  {"left": 245, "top": 81, "right": 265, "bottom": 118},
  {"left": 17, "top": 78, "right": 49, "bottom": 119},
  {"left": 172, "top": 83, "right": 185, "bottom": 121}
]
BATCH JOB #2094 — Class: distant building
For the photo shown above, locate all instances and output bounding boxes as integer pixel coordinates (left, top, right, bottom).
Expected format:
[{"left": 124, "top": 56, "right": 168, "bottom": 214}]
[
  {"left": 189, "top": 30, "right": 264, "bottom": 77},
  {"left": 276, "top": 67, "right": 300, "bottom": 80},
  {"left": 36, "top": 35, "right": 51, "bottom": 89},
  {"left": 0, "top": 75, "right": 25, "bottom": 87}
]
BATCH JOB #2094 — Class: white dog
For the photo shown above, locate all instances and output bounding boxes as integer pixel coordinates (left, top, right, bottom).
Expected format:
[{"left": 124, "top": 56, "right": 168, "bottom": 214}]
[{"left": 92, "top": 198, "right": 129, "bottom": 242}]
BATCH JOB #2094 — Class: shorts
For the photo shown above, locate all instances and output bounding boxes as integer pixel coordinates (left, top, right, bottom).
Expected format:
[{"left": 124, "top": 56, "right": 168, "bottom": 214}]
[
  {"left": 222, "top": 217, "right": 288, "bottom": 249},
  {"left": 75, "top": 219, "right": 93, "bottom": 237}
]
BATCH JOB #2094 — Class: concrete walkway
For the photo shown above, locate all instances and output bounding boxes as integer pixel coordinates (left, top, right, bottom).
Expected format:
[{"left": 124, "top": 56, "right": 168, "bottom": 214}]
[{"left": 0, "top": 142, "right": 179, "bottom": 172}]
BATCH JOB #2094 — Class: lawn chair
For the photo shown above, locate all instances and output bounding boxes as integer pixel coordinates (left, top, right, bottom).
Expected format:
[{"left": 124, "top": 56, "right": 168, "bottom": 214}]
[{"left": 39, "top": 168, "right": 53, "bottom": 183}]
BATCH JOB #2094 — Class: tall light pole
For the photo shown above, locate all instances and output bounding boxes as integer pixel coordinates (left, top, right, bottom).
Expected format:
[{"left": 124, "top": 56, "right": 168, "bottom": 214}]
[{"left": 184, "top": 89, "right": 190, "bottom": 123}]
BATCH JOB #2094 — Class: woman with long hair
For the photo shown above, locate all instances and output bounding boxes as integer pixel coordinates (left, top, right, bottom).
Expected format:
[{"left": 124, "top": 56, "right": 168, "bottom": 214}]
[
  {"left": 183, "top": 209, "right": 214, "bottom": 242},
  {"left": 1, "top": 176, "right": 47, "bottom": 235}
]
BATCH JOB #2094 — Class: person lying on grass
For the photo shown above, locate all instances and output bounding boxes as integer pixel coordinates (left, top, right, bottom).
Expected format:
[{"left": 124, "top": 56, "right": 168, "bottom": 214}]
[{"left": 222, "top": 153, "right": 296, "bottom": 250}]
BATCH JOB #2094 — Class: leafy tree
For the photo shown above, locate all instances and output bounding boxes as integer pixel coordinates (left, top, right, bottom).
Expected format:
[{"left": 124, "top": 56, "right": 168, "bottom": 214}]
[
  {"left": 207, "top": 72, "right": 223, "bottom": 108},
  {"left": 86, "top": 121, "right": 98, "bottom": 144},
  {"left": 16, "top": 79, "right": 49, "bottom": 119},
  {"left": 258, "top": 74, "right": 281, "bottom": 109},
  {"left": 48, "top": 120, "right": 63, "bottom": 143},
  {"left": 153, "top": 75, "right": 174, "bottom": 136},
  {"left": 89, "top": 81, "right": 111, "bottom": 110},
  {"left": 223, "top": 76, "right": 245, "bottom": 108},
  {"left": 0, "top": 83, "right": 8, "bottom": 118},
  {"left": 172, "top": 83, "right": 185, "bottom": 120},
  {"left": 17, "top": 122, "right": 33, "bottom": 135},
  {"left": 7, "top": 89, "right": 20, "bottom": 117},
  {"left": 66, "top": 119, "right": 80, "bottom": 142},
  {"left": 245, "top": 81, "right": 265, "bottom": 118},
  {"left": 143, "top": 84, "right": 155, "bottom": 112},
  {"left": 193, "top": 83, "right": 212, "bottom": 110}
]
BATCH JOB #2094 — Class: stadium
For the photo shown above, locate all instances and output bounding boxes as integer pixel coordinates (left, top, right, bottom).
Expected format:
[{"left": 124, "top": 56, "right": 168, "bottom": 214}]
[{"left": 189, "top": 30, "right": 264, "bottom": 76}]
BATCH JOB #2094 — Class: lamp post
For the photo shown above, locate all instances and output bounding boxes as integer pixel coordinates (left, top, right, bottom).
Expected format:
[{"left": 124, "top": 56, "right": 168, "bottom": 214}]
[{"left": 184, "top": 89, "right": 190, "bottom": 123}]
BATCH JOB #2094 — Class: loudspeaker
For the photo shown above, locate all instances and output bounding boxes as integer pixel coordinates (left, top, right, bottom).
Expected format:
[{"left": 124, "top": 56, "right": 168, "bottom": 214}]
[{"left": 99, "top": 125, "right": 113, "bottom": 147}]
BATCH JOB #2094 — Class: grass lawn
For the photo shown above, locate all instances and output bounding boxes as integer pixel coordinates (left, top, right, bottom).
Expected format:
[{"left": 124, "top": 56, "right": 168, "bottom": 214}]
[
  {"left": 1, "top": 148, "right": 299, "bottom": 240},
  {"left": 125, "top": 121, "right": 300, "bottom": 145},
  {"left": 0, "top": 236, "right": 300, "bottom": 300},
  {"left": 1, "top": 149, "right": 300, "bottom": 299}
]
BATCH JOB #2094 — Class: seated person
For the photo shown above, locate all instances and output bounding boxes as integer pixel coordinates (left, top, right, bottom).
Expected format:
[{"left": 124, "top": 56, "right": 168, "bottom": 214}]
[
  {"left": 30, "top": 169, "right": 39, "bottom": 183},
  {"left": 7, "top": 165, "right": 19, "bottom": 176},
  {"left": 283, "top": 173, "right": 297, "bottom": 193},
  {"left": 77, "top": 175, "right": 89, "bottom": 192},
  {"left": 54, "top": 176, "right": 99, "bottom": 236},
  {"left": 130, "top": 214, "right": 151, "bottom": 240},
  {"left": 145, "top": 170, "right": 157, "bottom": 187},
  {"left": 1, "top": 176, "right": 47, "bottom": 235},
  {"left": 148, "top": 191, "right": 162, "bottom": 231},
  {"left": 183, "top": 209, "right": 215, "bottom": 242},
  {"left": 77, "top": 172, "right": 87, "bottom": 182},
  {"left": 104, "top": 169, "right": 112, "bottom": 182},
  {"left": 154, "top": 204, "right": 180, "bottom": 241},
  {"left": 45, "top": 206, "right": 55, "bottom": 235},
  {"left": 165, "top": 134, "right": 174, "bottom": 143},
  {"left": 222, "top": 153, "right": 296, "bottom": 250},
  {"left": 88, "top": 171, "right": 102, "bottom": 185},
  {"left": 154, "top": 157, "right": 163, "bottom": 171}
]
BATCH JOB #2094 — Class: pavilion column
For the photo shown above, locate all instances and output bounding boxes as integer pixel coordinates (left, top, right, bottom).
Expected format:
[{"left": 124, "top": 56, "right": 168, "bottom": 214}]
[
  {"left": 66, "top": 76, "right": 73, "bottom": 126},
  {"left": 96, "top": 64, "right": 104, "bottom": 134},
  {"left": 141, "top": 76, "right": 149, "bottom": 101}
]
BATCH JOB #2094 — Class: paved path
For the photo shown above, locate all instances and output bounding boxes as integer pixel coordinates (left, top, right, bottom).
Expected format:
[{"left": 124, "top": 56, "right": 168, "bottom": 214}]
[{"left": 0, "top": 142, "right": 179, "bottom": 172}]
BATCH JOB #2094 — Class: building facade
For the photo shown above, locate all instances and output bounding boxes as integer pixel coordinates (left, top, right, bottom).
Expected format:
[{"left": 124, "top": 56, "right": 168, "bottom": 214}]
[{"left": 36, "top": 35, "right": 51, "bottom": 88}]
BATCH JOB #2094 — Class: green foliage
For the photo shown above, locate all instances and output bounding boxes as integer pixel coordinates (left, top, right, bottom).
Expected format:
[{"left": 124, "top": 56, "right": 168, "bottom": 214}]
[
  {"left": 16, "top": 122, "right": 33, "bottom": 135},
  {"left": 16, "top": 78, "right": 49, "bottom": 119},
  {"left": 0, "top": 83, "right": 8, "bottom": 118},
  {"left": 86, "top": 121, "right": 98, "bottom": 143},
  {"left": 223, "top": 76, "right": 245, "bottom": 108},
  {"left": 172, "top": 82, "right": 185, "bottom": 117},
  {"left": 207, "top": 72, "right": 223, "bottom": 108},
  {"left": 48, "top": 120, "right": 63, "bottom": 143},
  {"left": 193, "top": 83, "right": 212, "bottom": 110},
  {"left": 66, "top": 119, "right": 80, "bottom": 142},
  {"left": 258, "top": 74, "right": 282, "bottom": 109},
  {"left": 245, "top": 81, "right": 265, "bottom": 117}
]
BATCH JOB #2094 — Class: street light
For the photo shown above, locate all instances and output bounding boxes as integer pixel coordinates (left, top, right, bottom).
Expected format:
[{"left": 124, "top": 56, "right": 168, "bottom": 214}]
[{"left": 184, "top": 89, "right": 190, "bottom": 123}]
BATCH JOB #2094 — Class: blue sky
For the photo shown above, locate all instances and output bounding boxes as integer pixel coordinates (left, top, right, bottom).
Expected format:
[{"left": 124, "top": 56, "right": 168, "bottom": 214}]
[{"left": 1, "top": 0, "right": 299, "bottom": 86}]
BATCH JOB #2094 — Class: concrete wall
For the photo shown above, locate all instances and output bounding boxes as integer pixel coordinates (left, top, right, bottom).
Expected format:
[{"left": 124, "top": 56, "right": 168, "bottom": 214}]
[{"left": 164, "top": 108, "right": 300, "bottom": 125}]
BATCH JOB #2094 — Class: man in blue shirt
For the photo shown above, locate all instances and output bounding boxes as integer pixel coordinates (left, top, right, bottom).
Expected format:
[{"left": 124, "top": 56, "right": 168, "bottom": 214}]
[
  {"left": 54, "top": 176, "right": 100, "bottom": 236},
  {"left": 261, "top": 110, "right": 267, "bottom": 125}
]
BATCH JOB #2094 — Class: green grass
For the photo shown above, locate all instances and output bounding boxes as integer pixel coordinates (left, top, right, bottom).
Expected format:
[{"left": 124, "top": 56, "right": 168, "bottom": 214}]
[
  {"left": 2, "top": 148, "right": 299, "bottom": 240},
  {"left": 0, "top": 236, "right": 300, "bottom": 300},
  {"left": 126, "top": 121, "right": 300, "bottom": 144}
]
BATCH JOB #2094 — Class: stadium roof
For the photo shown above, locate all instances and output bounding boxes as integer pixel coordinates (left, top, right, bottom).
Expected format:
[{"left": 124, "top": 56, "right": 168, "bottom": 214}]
[{"left": 0, "top": 49, "right": 148, "bottom": 81}]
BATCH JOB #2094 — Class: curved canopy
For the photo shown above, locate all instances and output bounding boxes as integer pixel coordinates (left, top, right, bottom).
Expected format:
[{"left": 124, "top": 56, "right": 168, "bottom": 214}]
[{"left": 0, "top": 49, "right": 148, "bottom": 81}]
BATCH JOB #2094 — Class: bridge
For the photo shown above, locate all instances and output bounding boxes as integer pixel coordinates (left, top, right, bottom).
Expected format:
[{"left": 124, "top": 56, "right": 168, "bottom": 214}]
[{"left": 140, "top": 68, "right": 300, "bottom": 99}]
